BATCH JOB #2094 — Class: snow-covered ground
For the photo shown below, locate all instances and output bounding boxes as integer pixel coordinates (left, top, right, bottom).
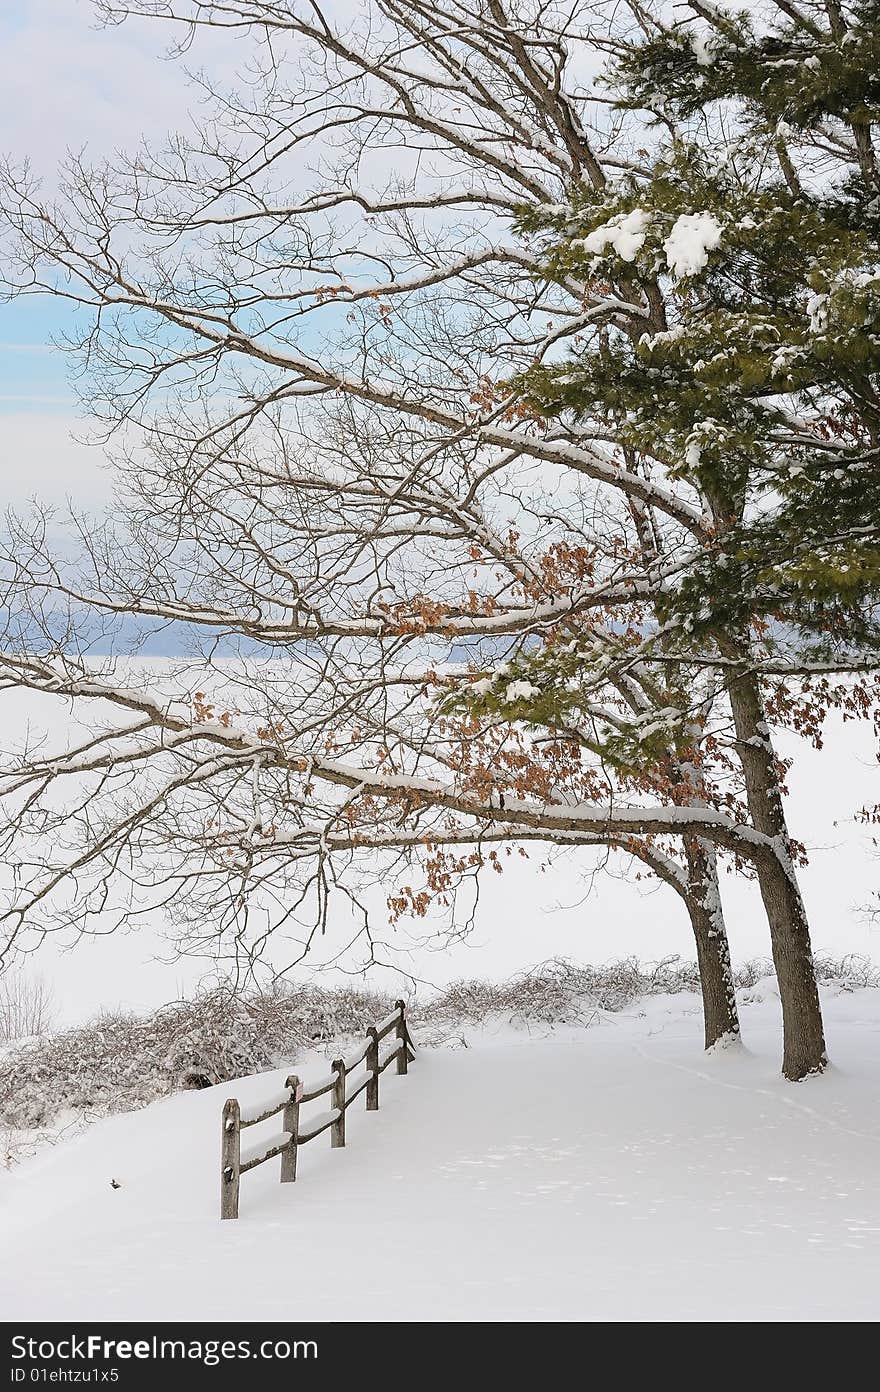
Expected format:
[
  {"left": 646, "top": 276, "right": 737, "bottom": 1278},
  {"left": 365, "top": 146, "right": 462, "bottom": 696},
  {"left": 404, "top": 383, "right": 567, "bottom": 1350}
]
[
  {"left": 2, "top": 672, "right": 878, "bottom": 1320},
  {"left": 3, "top": 982, "right": 880, "bottom": 1322}
]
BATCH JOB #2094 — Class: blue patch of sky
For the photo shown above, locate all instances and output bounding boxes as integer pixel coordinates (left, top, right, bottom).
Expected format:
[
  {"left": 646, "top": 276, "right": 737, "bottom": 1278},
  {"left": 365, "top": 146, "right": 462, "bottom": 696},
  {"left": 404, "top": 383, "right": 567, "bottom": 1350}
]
[
  {"left": 0, "top": 37, "right": 424, "bottom": 656},
  {"left": 0, "top": 296, "right": 79, "bottom": 411},
  {"left": 0, "top": 5, "right": 28, "bottom": 39},
  {"left": 4, "top": 595, "right": 517, "bottom": 661}
]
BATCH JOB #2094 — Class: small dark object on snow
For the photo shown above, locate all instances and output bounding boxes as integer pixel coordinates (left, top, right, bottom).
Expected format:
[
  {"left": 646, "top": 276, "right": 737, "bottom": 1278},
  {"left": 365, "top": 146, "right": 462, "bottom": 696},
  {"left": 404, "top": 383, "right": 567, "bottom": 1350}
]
[{"left": 110, "top": 1178, "right": 122, "bottom": 1190}]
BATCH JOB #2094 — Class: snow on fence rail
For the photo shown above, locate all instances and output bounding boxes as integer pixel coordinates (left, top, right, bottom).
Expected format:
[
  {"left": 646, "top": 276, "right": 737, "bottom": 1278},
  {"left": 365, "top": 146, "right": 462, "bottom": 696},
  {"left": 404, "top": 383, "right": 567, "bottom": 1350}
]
[{"left": 220, "top": 1000, "right": 416, "bottom": 1219}]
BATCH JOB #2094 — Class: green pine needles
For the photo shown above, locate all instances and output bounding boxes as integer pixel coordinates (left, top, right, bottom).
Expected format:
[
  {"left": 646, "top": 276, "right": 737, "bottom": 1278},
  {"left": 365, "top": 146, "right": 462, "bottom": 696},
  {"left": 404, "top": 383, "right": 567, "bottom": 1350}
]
[{"left": 508, "top": 3, "right": 879, "bottom": 659}]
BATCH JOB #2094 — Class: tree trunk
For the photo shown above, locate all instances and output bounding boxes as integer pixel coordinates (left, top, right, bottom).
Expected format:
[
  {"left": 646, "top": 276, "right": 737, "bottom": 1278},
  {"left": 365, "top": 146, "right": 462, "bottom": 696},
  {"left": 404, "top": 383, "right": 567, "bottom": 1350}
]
[
  {"left": 724, "top": 659, "right": 826, "bottom": 1080},
  {"left": 623, "top": 485, "right": 740, "bottom": 1048},
  {"left": 683, "top": 838, "right": 740, "bottom": 1048}
]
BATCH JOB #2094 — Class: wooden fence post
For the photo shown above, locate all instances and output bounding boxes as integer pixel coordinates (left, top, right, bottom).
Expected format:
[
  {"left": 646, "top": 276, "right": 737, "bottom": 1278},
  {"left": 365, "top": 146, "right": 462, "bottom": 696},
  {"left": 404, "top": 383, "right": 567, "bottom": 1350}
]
[
  {"left": 280, "top": 1075, "right": 301, "bottom": 1183},
  {"left": 395, "top": 1000, "right": 408, "bottom": 1075},
  {"left": 365, "top": 1027, "right": 379, "bottom": 1110},
  {"left": 221, "top": 1098, "right": 241, "bottom": 1220},
  {"left": 330, "top": 1059, "right": 346, "bottom": 1146}
]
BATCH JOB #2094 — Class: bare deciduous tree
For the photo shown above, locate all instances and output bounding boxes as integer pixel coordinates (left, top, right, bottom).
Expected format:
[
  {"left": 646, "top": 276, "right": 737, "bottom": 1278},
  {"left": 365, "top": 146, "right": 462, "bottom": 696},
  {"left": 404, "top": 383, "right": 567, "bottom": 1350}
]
[{"left": 1, "top": 0, "right": 874, "bottom": 1075}]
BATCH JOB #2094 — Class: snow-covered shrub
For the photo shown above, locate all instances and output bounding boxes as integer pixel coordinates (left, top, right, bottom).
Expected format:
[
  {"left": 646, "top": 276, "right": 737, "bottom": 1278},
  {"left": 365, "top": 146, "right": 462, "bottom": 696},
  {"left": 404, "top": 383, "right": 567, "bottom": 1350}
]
[
  {"left": 731, "top": 954, "right": 879, "bottom": 992},
  {"left": 160, "top": 980, "right": 395, "bottom": 1088},
  {"left": 162, "top": 988, "right": 278, "bottom": 1089},
  {"left": 811, "top": 953, "right": 879, "bottom": 990},
  {"left": 417, "top": 955, "right": 704, "bottom": 1028},
  {"left": 1, "top": 1011, "right": 170, "bottom": 1128},
  {"left": 0, "top": 981, "right": 395, "bottom": 1130},
  {"left": 2, "top": 956, "right": 877, "bottom": 1137}
]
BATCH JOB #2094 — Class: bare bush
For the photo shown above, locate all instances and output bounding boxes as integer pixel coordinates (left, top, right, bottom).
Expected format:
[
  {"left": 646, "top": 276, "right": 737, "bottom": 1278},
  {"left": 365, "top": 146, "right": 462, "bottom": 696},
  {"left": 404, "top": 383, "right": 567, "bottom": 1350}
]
[
  {"left": 0, "top": 970, "right": 56, "bottom": 1043},
  {"left": 812, "top": 954, "right": 880, "bottom": 990}
]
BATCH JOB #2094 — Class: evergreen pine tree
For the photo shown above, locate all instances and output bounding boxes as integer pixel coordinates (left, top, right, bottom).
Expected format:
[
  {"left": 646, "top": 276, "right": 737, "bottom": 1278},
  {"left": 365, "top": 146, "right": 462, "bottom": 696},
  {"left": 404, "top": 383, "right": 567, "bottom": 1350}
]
[{"left": 511, "top": 0, "right": 879, "bottom": 659}]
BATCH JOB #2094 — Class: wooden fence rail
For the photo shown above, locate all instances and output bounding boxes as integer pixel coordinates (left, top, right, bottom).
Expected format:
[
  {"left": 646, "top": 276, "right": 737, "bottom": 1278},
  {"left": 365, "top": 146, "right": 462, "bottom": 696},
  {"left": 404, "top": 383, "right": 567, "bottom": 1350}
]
[{"left": 221, "top": 1000, "right": 416, "bottom": 1219}]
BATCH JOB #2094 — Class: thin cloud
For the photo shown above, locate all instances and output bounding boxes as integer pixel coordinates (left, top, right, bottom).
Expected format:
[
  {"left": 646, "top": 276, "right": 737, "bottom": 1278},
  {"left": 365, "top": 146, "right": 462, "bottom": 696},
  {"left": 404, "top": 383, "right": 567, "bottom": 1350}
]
[
  {"left": 0, "top": 344, "right": 56, "bottom": 355},
  {"left": 0, "top": 393, "right": 71, "bottom": 404}
]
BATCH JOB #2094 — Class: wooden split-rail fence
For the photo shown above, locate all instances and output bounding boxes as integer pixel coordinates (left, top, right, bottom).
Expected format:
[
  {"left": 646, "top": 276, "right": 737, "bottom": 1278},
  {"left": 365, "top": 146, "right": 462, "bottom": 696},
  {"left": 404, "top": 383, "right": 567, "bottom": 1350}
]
[{"left": 220, "top": 999, "right": 416, "bottom": 1219}]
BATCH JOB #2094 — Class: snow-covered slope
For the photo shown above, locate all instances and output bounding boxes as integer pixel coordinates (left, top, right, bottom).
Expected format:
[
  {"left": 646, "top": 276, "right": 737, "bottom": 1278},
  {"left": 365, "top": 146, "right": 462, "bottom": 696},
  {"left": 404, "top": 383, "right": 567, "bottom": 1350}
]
[{"left": 2, "top": 985, "right": 880, "bottom": 1322}]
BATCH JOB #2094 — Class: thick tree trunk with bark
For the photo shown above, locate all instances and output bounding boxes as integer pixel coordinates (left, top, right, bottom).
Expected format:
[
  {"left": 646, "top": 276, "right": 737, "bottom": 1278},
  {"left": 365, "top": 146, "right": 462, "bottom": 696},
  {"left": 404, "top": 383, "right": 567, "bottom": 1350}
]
[
  {"left": 683, "top": 839, "right": 740, "bottom": 1048},
  {"left": 645, "top": 722, "right": 740, "bottom": 1049},
  {"left": 724, "top": 662, "right": 826, "bottom": 1079}
]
